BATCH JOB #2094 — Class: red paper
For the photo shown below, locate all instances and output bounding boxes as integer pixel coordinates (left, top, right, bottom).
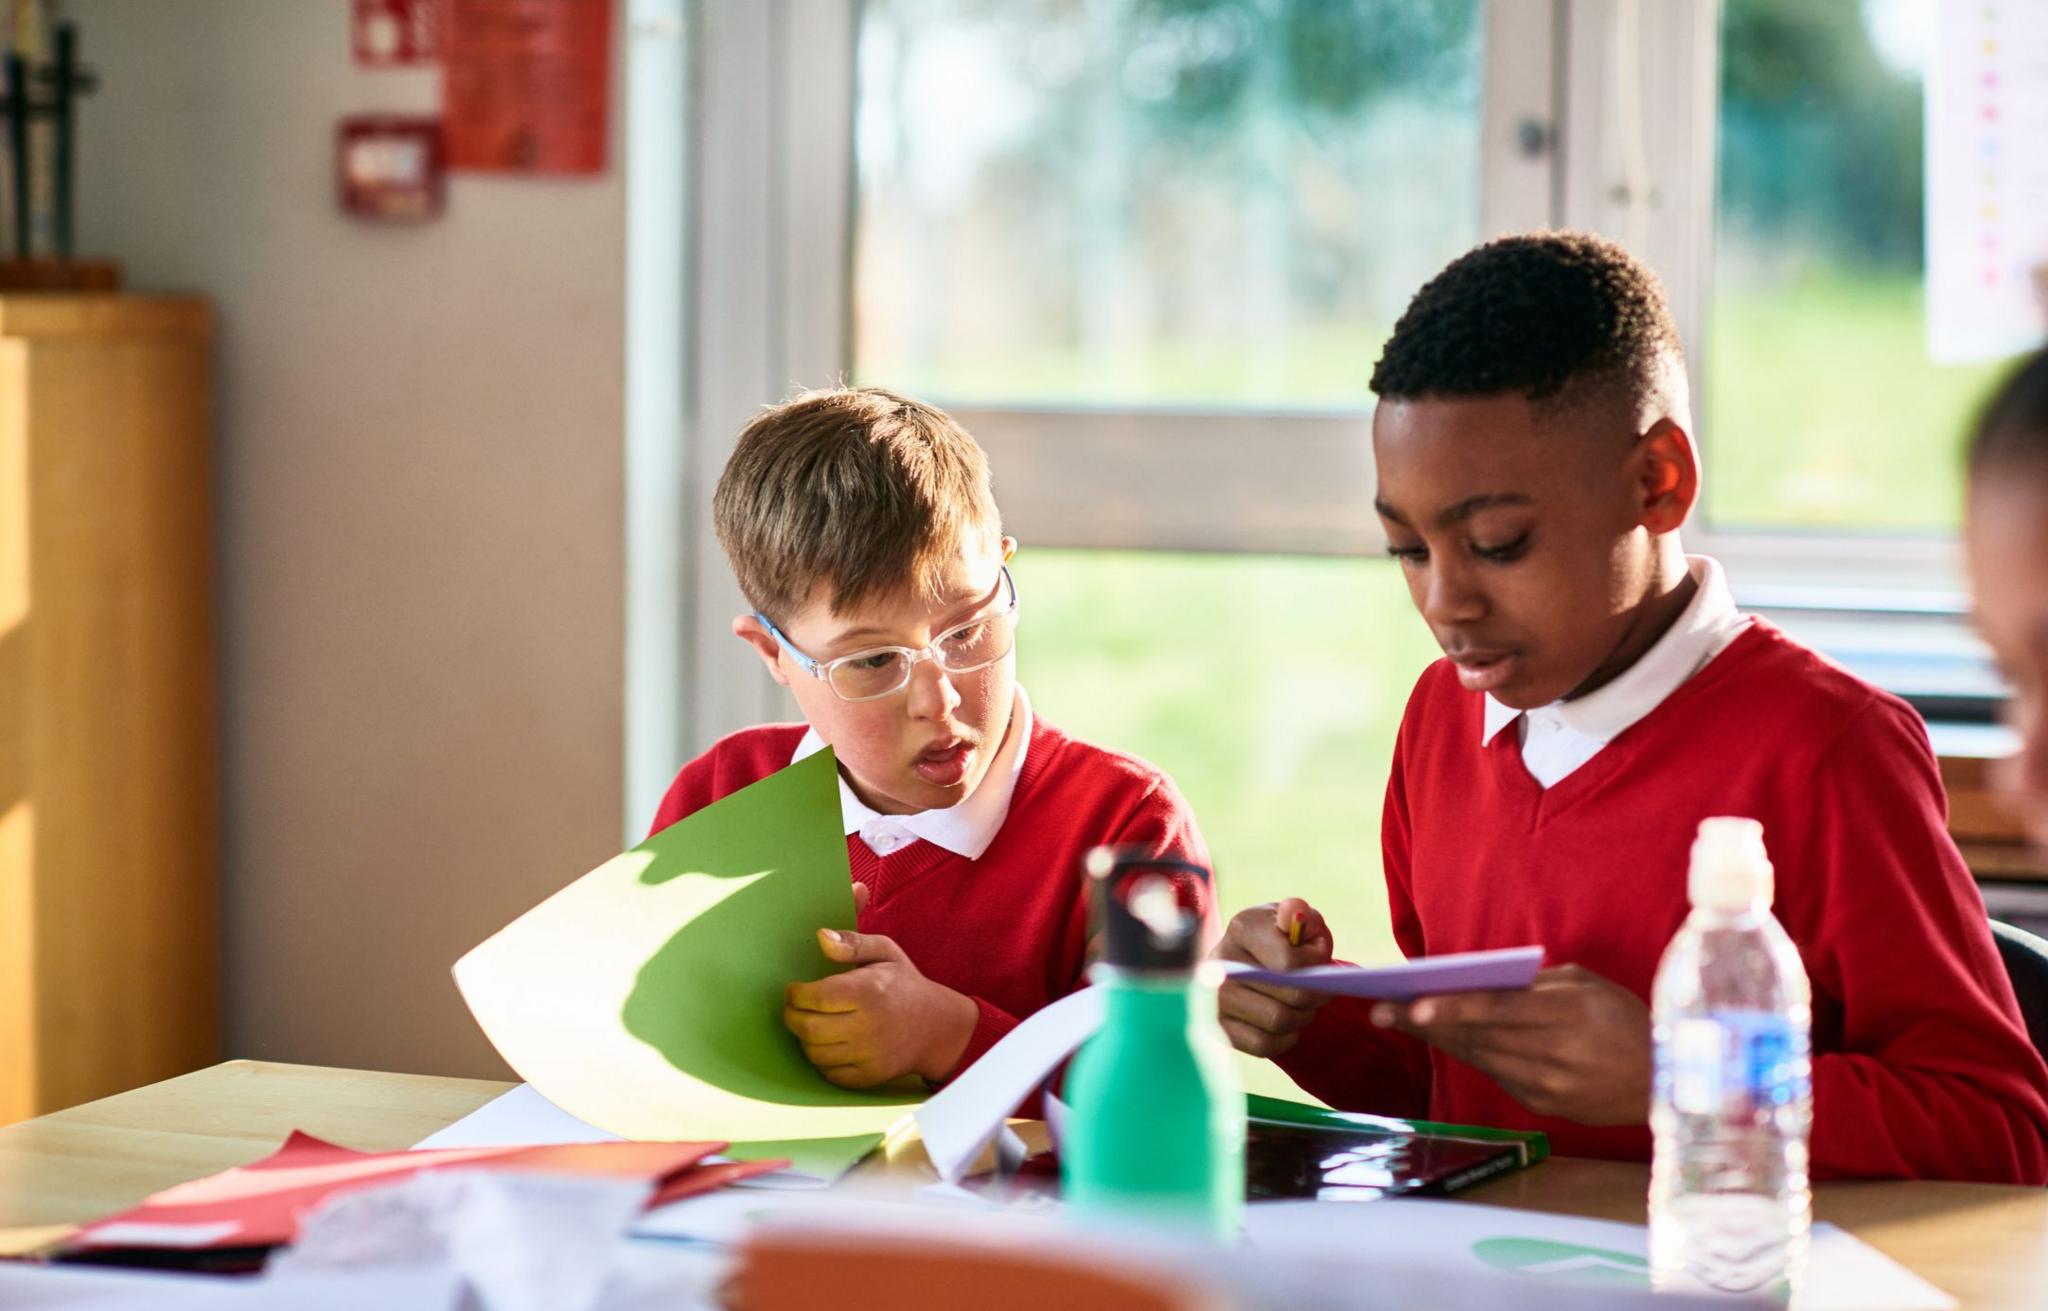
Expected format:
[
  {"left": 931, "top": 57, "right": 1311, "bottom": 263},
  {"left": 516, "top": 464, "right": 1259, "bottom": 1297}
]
[
  {"left": 442, "top": 0, "right": 613, "bottom": 175},
  {"left": 353, "top": 0, "right": 444, "bottom": 66},
  {"left": 68, "top": 1131, "right": 783, "bottom": 1253}
]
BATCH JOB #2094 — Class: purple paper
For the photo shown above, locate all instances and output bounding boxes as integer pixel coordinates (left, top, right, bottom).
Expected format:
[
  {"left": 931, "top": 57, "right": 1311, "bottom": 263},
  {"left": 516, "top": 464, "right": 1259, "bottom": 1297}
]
[{"left": 1219, "top": 946, "right": 1544, "bottom": 1001}]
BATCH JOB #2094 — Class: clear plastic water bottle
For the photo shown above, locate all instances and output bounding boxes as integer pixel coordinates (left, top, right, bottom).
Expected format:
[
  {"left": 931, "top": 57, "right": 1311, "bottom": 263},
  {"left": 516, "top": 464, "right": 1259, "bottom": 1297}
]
[{"left": 1650, "top": 817, "right": 1813, "bottom": 1301}]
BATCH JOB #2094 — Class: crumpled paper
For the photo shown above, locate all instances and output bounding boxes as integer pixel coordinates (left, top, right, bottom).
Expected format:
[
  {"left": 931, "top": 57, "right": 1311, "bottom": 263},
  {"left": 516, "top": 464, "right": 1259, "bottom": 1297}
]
[{"left": 267, "top": 1168, "right": 651, "bottom": 1311}]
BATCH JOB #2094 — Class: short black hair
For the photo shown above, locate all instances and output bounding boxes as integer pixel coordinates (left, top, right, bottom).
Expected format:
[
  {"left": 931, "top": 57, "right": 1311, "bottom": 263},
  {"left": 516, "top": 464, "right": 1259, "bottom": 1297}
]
[
  {"left": 1968, "top": 347, "right": 2048, "bottom": 473},
  {"left": 1370, "top": 230, "right": 1685, "bottom": 412}
]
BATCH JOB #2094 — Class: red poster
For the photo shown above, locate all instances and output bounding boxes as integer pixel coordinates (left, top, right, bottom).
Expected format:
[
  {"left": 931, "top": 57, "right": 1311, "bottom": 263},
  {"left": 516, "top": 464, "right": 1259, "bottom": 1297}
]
[
  {"left": 442, "top": 0, "right": 613, "bottom": 175},
  {"left": 352, "top": 0, "right": 443, "bottom": 66}
]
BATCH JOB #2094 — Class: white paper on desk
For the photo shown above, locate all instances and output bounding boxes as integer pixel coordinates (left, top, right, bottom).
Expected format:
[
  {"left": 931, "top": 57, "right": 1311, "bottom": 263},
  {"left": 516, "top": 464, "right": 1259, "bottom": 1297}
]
[
  {"left": 415, "top": 1082, "right": 841, "bottom": 1190},
  {"left": 916, "top": 985, "right": 1105, "bottom": 1185},
  {"left": 916, "top": 949, "right": 1544, "bottom": 1185},
  {"left": 634, "top": 1184, "right": 1063, "bottom": 1249},
  {"left": 415, "top": 1083, "right": 625, "bottom": 1150},
  {"left": 1243, "top": 1199, "right": 1953, "bottom": 1310},
  {"left": 268, "top": 1168, "right": 648, "bottom": 1311}
]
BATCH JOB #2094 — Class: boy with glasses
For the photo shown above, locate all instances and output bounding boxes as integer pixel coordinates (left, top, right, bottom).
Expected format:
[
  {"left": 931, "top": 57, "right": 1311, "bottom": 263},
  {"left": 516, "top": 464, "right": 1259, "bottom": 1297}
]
[{"left": 648, "top": 387, "right": 1208, "bottom": 1090}]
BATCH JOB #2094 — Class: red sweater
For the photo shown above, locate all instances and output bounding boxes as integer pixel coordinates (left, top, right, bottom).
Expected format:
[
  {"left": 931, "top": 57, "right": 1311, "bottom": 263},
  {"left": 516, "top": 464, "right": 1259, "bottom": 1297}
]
[
  {"left": 648, "top": 717, "right": 1209, "bottom": 1075},
  {"left": 1278, "top": 621, "right": 2048, "bottom": 1183}
]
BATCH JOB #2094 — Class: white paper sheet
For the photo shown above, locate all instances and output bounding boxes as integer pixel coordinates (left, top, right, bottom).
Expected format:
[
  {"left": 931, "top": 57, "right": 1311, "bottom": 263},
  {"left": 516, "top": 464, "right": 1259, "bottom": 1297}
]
[
  {"left": 1242, "top": 1199, "right": 1954, "bottom": 1310},
  {"left": 915, "top": 986, "right": 1106, "bottom": 1185},
  {"left": 268, "top": 1168, "right": 650, "bottom": 1311},
  {"left": 415, "top": 1084, "right": 624, "bottom": 1150}
]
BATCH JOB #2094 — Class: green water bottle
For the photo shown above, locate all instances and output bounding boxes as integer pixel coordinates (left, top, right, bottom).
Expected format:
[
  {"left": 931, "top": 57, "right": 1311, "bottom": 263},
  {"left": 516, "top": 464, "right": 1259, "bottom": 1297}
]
[{"left": 1061, "top": 846, "right": 1245, "bottom": 1242}]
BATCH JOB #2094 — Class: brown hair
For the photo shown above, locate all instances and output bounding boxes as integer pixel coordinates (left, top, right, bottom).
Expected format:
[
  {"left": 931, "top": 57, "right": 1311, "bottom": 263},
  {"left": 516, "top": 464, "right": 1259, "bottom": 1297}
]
[
  {"left": 713, "top": 387, "right": 1003, "bottom": 622},
  {"left": 1969, "top": 346, "right": 2048, "bottom": 475}
]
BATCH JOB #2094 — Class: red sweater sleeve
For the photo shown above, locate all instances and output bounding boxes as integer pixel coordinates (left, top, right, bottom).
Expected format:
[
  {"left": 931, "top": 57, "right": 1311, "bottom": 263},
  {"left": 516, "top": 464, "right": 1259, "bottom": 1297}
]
[
  {"left": 944, "top": 764, "right": 1211, "bottom": 1078},
  {"left": 1273, "top": 707, "right": 1433, "bottom": 1115},
  {"left": 1792, "top": 699, "right": 2048, "bottom": 1183},
  {"left": 644, "top": 726, "right": 803, "bottom": 839}
]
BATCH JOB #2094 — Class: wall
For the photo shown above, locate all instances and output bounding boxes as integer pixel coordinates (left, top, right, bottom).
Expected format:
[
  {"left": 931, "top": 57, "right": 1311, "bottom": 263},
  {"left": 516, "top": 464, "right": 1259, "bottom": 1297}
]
[{"left": 67, "top": 0, "right": 628, "bottom": 1079}]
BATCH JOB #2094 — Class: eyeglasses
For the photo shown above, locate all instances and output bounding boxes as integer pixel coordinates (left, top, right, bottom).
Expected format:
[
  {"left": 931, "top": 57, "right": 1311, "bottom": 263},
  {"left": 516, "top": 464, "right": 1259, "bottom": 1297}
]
[{"left": 756, "top": 566, "right": 1020, "bottom": 703}]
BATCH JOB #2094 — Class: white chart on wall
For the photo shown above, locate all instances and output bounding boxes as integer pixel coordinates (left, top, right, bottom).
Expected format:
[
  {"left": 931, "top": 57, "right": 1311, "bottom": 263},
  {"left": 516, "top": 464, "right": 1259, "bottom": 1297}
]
[{"left": 1928, "top": 0, "right": 2048, "bottom": 362}]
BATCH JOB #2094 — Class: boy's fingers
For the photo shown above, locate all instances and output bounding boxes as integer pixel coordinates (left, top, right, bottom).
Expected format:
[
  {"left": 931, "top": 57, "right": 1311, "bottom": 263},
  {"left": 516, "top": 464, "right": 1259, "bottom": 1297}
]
[
  {"left": 1220, "top": 1016, "right": 1298, "bottom": 1059},
  {"left": 818, "top": 927, "right": 909, "bottom": 967},
  {"left": 1219, "top": 981, "right": 1317, "bottom": 1035},
  {"left": 1273, "top": 898, "right": 1332, "bottom": 955},
  {"left": 1244, "top": 976, "right": 1328, "bottom": 1011},
  {"left": 818, "top": 1061, "right": 881, "bottom": 1089},
  {"left": 1407, "top": 989, "right": 1543, "bottom": 1032},
  {"left": 796, "top": 1039, "right": 854, "bottom": 1067},
  {"left": 850, "top": 882, "right": 872, "bottom": 914},
  {"left": 782, "top": 1005, "right": 860, "bottom": 1045},
  {"left": 784, "top": 976, "right": 861, "bottom": 1014},
  {"left": 1231, "top": 916, "right": 1306, "bottom": 972}
]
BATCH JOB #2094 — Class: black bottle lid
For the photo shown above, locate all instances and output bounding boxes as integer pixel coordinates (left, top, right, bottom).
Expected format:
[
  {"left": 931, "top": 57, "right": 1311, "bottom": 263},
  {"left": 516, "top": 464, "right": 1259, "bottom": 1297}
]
[{"left": 1084, "top": 845, "right": 1213, "bottom": 972}]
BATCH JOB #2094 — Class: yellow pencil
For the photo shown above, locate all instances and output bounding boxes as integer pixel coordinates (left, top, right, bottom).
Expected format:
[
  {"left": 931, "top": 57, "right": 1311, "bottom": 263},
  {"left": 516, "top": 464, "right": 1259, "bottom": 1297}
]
[{"left": 1288, "top": 911, "right": 1303, "bottom": 948}]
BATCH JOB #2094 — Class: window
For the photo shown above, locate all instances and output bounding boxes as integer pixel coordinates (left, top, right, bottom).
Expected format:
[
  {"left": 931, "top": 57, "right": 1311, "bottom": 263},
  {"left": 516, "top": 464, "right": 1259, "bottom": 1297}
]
[
  {"left": 850, "top": 1, "right": 1508, "bottom": 1099},
  {"left": 855, "top": 0, "right": 1486, "bottom": 409},
  {"left": 660, "top": 4, "right": 2009, "bottom": 1070},
  {"left": 1015, "top": 551, "right": 1439, "bottom": 968},
  {"left": 1704, "top": 0, "right": 2003, "bottom": 535}
]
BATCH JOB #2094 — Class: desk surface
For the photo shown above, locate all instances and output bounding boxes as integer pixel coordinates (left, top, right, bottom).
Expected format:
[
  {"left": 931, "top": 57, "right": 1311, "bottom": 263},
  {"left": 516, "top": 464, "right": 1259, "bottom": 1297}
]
[{"left": 4, "top": 1061, "right": 2047, "bottom": 1307}]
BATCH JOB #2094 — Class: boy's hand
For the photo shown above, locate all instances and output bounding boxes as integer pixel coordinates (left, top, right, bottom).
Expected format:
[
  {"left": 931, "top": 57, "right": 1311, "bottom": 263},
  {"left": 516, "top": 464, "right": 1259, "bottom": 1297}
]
[
  {"left": 783, "top": 928, "right": 978, "bottom": 1088},
  {"left": 1213, "top": 898, "right": 1335, "bottom": 1058},
  {"left": 1370, "top": 964, "right": 1651, "bottom": 1126}
]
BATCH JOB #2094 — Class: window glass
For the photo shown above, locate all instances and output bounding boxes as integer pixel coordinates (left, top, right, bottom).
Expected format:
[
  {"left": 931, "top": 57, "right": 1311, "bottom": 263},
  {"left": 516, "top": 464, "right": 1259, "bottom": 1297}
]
[
  {"left": 855, "top": 0, "right": 1485, "bottom": 409},
  {"left": 1707, "top": 0, "right": 2001, "bottom": 532},
  {"left": 1015, "top": 551, "right": 1440, "bottom": 1097}
]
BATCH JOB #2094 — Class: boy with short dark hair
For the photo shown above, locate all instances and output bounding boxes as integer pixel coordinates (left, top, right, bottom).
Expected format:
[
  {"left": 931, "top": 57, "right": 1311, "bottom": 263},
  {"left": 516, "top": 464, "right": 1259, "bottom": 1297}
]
[
  {"left": 1218, "top": 232, "right": 2048, "bottom": 1183},
  {"left": 651, "top": 386, "right": 1207, "bottom": 1090}
]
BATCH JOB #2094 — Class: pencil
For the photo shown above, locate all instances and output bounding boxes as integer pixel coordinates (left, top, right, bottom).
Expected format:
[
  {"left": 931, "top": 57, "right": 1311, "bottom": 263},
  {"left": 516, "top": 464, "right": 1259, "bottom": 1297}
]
[{"left": 1288, "top": 911, "right": 1303, "bottom": 948}]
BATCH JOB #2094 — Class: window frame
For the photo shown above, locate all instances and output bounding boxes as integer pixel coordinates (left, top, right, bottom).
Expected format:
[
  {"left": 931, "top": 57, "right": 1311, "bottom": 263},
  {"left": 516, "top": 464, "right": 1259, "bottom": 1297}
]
[
  {"left": 1558, "top": 0, "right": 1969, "bottom": 598},
  {"left": 647, "top": 0, "right": 1988, "bottom": 814}
]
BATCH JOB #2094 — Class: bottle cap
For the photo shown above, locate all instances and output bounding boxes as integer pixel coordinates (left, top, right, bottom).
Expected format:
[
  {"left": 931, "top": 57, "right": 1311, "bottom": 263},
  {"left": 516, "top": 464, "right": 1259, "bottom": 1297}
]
[
  {"left": 1084, "top": 846, "right": 1212, "bottom": 971},
  {"left": 1688, "top": 816, "right": 1774, "bottom": 910}
]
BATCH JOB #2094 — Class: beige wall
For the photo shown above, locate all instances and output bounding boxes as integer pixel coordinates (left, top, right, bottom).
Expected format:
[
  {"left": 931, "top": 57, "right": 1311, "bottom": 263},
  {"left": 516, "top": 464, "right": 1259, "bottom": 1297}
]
[{"left": 69, "top": 1, "right": 628, "bottom": 1079}]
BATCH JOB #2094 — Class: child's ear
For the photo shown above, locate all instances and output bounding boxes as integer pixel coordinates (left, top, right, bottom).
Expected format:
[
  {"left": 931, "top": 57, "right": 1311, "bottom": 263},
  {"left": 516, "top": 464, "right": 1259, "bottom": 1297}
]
[
  {"left": 732, "top": 615, "right": 792, "bottom": 686},
  {"left": 1635, "top": 419, "right": 1700, "bottom": 534},
  {"left": 1000, "top": 535, "right": 1018, "bottom": 564}
]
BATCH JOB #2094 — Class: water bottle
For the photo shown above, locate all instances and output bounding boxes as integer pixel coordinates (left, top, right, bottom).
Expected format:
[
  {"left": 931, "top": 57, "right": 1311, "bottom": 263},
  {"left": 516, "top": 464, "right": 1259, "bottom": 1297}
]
[
  {"left": 1062, "top": 846, "right": 1245, "bottom": 1242},
  {"left": 1650, "top": 817, "right": 1813, "bottom": 1300}
]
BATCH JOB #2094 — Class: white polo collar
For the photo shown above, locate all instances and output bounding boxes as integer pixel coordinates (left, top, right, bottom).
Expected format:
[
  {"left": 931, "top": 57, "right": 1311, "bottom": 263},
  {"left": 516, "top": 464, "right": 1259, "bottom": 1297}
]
[
  {"left": 1481, "top": 556, "right": 1750, "bottom": 748},
  {"left": 791, "top": 685, "right": 1033, "bottom": 860}
]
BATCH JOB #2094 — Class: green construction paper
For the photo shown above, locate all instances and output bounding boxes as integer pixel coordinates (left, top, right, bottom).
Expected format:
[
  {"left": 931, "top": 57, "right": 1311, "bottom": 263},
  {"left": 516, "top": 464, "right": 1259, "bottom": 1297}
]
[
  {"left": 1244, "top": 1092, "right": 1550, "bottom": 1165},
  {"left": 723, "top": 1133, "right": 886, "bottom": 1182},
  {"left": 455, "top": 748, "right": 926, "bottom": 1143}
]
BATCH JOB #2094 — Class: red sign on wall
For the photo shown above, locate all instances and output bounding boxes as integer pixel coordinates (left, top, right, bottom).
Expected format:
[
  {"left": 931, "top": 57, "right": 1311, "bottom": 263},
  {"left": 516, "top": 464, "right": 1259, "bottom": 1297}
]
[
  {"left": 338, "top": 116, "right": 446, "bottom": 221},
  {"left": 352, "top": 0, "right": 444, "bottom": 67},
  {"left": 442, "top": 0, "right": 613, "bottom": 176}
]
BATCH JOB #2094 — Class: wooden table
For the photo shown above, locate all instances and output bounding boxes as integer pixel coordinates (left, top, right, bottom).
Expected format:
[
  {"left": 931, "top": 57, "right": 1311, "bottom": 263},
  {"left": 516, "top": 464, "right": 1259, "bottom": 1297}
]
[{"left": 4, "top": 1062, "right": 2047, "bottom": 1307}]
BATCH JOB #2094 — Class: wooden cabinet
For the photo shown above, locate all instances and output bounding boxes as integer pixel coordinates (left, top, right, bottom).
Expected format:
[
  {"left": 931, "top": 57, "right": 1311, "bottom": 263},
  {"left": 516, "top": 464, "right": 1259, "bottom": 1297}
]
[
  {"left": 1941, "top": 750, "right": 2048, "bottom": 885},
  {"left": 0, "top": 296, "right": 216, "bottom": 1122}
]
